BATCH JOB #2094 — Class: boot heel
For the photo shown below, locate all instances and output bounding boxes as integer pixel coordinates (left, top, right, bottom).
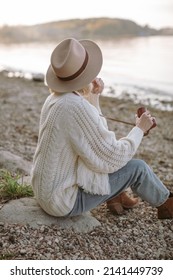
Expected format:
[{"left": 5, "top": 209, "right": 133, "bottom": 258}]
[
  {"left": 107, "top": 202, "right": 124, "bottom": 215},
  {"left": 157, "top": 197, "right": 173, "bottom": 219}
]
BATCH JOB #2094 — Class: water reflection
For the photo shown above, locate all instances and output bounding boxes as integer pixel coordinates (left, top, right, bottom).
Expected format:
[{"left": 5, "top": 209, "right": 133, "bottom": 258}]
[{"left": 0, "top": 36, "right": 173, "bottom": 110}]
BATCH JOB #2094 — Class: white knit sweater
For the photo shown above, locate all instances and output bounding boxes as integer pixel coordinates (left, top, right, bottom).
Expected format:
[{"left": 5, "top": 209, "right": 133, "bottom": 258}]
[{"left": 31, "top": 92, "right": 143, "bottom": 216}]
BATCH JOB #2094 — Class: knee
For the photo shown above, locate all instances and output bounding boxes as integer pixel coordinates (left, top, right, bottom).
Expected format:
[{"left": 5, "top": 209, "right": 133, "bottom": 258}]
[{"left": 127, "top": 159, "right": 148, "bottom": 173}]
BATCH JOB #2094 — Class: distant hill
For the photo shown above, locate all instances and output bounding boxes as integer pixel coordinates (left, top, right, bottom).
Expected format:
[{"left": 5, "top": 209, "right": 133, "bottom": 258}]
[{"left": 0, "top": 18, "right": 173, "bottom": 44}]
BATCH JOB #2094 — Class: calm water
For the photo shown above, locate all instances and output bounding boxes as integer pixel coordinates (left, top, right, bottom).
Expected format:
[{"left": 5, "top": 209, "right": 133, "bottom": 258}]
[{"left": 0, "top": 36, "right": 173, "bottom": 109}]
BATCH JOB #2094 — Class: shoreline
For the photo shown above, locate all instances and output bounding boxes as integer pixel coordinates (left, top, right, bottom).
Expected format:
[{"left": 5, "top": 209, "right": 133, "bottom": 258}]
[
  {"left": 103, "top": 84, "right": 173, "bottom": 111},
  {"left": 1, "top": 65, "right": 173, "bottom": 111}
]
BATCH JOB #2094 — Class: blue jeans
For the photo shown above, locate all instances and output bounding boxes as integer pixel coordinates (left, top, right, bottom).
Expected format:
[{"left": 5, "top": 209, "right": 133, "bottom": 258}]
[{"left": 67, "top": 159, "right": 169, "bottom": 216}]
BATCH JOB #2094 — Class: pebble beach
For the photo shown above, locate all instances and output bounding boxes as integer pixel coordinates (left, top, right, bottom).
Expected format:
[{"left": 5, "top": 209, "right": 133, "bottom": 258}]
[{"left": 0, "top": 71, "right": 173, "bottom": 260}]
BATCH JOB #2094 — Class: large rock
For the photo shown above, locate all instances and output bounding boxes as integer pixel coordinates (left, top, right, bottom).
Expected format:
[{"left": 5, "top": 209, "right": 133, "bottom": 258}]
[
  {"left": 0, "top": 151, "right": 100, "bottom": 233},
  {"left": 0, "top": 197, "right": 101, "bottom": 233},
  {"left": 0, "top": 150, "right": 32, "bottom": 174},
  {"left": 32, "top": 73, "right": 44, "bottom": 82}
]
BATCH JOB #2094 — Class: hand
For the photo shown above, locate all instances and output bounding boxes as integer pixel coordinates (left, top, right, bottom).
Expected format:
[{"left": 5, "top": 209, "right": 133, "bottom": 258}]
[
  {"left": 136, "top": 111, "right": 155, "bottom": 134},
  {"left": 91, "top": 77, "right": 104, "bottom": 94}
]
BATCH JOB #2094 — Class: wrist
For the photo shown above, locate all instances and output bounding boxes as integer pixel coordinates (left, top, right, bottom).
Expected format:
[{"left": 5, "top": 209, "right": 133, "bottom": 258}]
[{"left": 136, "top": 125, "right": 145, "bottom": 135}]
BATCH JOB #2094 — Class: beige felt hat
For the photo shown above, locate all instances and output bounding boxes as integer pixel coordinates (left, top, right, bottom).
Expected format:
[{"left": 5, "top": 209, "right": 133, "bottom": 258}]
[{"left": 46, "top": 38, "right": 103, "bottom": 92}]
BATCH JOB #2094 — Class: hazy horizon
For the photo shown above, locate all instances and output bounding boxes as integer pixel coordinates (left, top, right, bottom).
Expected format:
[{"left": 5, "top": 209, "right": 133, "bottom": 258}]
[
  {"left": 1, "top": 16, "right": 173, "bottom": 30},
  {"left": 1, "top": 0, "right": 173, "bottom": 29}
]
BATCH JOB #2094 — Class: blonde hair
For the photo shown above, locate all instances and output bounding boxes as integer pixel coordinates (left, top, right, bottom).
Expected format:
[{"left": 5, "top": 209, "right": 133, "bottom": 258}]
[
  {"left": 49, "top": 82, "right": 93, "bottom": 96},
  {"left": 77, "top": 83, "right": 93, "bottom": 96}
]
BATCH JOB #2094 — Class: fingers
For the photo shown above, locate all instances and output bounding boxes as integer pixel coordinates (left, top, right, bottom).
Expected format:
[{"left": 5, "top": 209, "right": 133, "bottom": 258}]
[
  {"left": 137, "top": 110, "right": 153, "bottom": 121},
  {"left": 136, "top": 112, "right": 155, "bottom": 133},
  {"left": 142, "top": 112, "right": 154, "bottom": 123},
  {"left": 92, "top": 77, "right": 104, "bottom": 94},
  {"left": 136, "top": 107, "right": 157, "bottom": 135},
  {"left": 94, "top": 77, "right": 104, "bottom": 88}
]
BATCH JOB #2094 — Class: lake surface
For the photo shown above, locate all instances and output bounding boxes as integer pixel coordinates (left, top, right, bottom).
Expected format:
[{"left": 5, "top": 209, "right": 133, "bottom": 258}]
[{"left": 0, "top": 36, "right": 173, "bottom": 110}]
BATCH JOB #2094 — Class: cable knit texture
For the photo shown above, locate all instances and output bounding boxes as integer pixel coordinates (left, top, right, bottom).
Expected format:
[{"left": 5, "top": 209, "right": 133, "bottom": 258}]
[{"left": 31, "top": 92, "right": 143, "bottom": 216}]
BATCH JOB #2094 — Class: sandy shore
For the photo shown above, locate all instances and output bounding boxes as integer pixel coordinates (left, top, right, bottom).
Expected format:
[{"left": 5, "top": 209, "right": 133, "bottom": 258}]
[{"left": 0, "top": 72, "right": 173, "bottom": 260}]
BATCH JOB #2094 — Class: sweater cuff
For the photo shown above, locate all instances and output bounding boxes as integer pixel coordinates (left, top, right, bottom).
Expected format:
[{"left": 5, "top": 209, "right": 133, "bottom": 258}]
[{"left": 127, "top": 126, "right": 144, "bottom": 149}]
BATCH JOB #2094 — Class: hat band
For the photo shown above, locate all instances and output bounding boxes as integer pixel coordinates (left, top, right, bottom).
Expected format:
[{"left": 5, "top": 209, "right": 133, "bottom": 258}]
[{"left": 58, "top": 51, "right": 89, "bottom": 81}]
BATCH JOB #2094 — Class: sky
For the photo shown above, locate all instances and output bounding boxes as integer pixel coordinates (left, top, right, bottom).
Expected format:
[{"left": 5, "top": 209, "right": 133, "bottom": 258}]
[{"left": 0, "top": 0, "right": 173, "bottom": 28}]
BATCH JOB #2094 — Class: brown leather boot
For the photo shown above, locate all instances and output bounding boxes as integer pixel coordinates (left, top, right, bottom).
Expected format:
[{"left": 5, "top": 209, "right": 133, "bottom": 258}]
[
  {"left": 157, "top": 197, "right": 173, "bottom": 219},
  {"left": 107, "top": 192, "right": 139, "bottom": 215}
]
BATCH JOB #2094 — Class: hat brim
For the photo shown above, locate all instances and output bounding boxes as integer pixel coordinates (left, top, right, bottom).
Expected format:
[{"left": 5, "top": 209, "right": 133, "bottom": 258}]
[{"left": 45, "top": 39, "right": 103, "bottom": 93}]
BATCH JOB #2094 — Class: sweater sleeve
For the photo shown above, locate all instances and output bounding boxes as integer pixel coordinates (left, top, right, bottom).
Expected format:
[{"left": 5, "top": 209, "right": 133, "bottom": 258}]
[
  {"left": 66, "top": 96, "right": 143, "bottom": 174},
  {"left": 83, "top": 92, "right": 108, "bottom": 129}
]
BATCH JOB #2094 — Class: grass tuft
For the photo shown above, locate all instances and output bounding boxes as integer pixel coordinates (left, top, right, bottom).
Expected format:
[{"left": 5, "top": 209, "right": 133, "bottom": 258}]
[
  {"left": 0, "top": 253, "right": 16, "bottom": 260},
  {"left": 0, "top": 169, "right": 33, "bottom": 200}
]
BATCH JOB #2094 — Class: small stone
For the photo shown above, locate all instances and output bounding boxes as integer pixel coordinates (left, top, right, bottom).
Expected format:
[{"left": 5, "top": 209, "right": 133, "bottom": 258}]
[
  {"left": 20, "top": 249, "right": 27, "bottom": 255},
  {"left": 40, "top": 225, "right": 45, "bottom": 233},
  {"left": 55, "top": 238, "right": 59, "bottom": 244},
  {"left": 137, "top": 252, "right": 145, "bottom": 259},
  {"left": 8, "top": 235, "right": 15, "bottom": 244}
]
